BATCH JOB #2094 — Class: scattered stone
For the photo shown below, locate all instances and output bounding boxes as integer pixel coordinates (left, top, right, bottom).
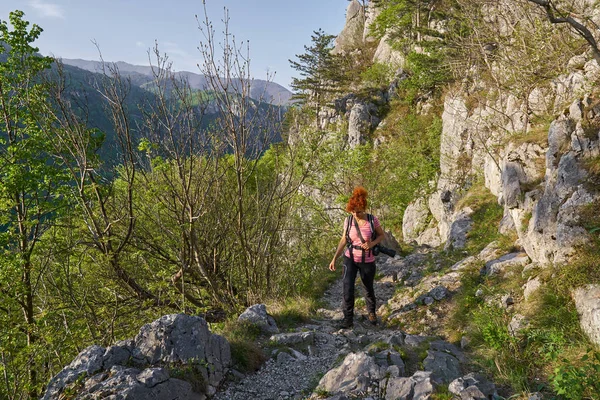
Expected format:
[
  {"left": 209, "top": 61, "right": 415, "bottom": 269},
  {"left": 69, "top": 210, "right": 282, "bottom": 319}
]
[
  {"left": 460, "top": 336, "right": 470, "bottom": 349},
  {"left": 501, "top": 294, "right": 514, "bottom": 308},
  {"left": 449, "top": 373, "right": 497, "bottom": 399},
  {"left": 483, "top": 253, "right": 530, "bottom": 276},
  {"left": 523, "top": 277, "right": 542, "bottom": 300},
  {"left": 238, "top": 304, "right": 279, "bottom": 334},
  {"left": 572, "top": 285, "right": 600, "bottom": 346},
  {"left": 385, "top": 371, "right": 434, "bottom": 400},
  {"left": 270, "top": 332, "right": 314, "bottom": 347},
  {"left": 508, "top": 314, "right": 529, "bottom": 337},
  {"left": 423, "top": 350, "right": 462, "bottom": 384},
  {"left": 429, "top": 285, "right": 449, "bottom": 301},
  {"left": 317, "top": 352, "right": 384, "bottom": 395}
]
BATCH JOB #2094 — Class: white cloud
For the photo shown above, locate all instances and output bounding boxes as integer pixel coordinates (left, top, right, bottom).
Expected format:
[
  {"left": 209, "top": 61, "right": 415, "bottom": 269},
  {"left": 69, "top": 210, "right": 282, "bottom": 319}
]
[
  {"left": 135, "top": 41, "right": 145, "bottom": 48},
  {"left": 29, "top": 0, "right": 65, "bottom": 19},
  {"left": 161, "top": 41, "right": 190, "bottom": 59}
]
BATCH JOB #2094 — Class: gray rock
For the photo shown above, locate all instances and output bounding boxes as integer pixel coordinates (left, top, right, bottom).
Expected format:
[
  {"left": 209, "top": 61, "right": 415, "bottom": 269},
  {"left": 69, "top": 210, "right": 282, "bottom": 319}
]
[
  {"left": 373, "top": 350, "right": 405, "bottom": 376},
  {"left": 43, "top": 314, "right": 230, "bottom": 400},
  {"left": 102, "top": 340, "right": 133, "bottom": 369},
  {"left": 404, "top": 335, "right": 430, "bottom": 348},
  {"left": 384, "top": 333, "right": 405, "bottom": 346},
  {"left": 449, "top": 373, "right": 496, "bottom": 399},
  {"left": 348, "top": 102, "right": 378, "bottom": 148},
  {"left": 385, "top": 370, "right": 434, "bottom": 400},
  {"left": 444, "top": 209, "right": 474, "bottom": 250},
  {"left": 276, "top": 351, "right": 294, "bottom": 364},
  {"left": 422, "top": 350, "right": 461, "bottom": 384},
  {"left": 483, "top": 253, "right": 530, "bottom": 276},
  {"left": 136, "top": 367, "right": 170, "bottom": 388},
  {"left": 334, "top": 0, "right": 365, "bottom": 53},
  {"left": 429, "top": 340, "right": 468, "bottom": 363},
  {"left": 270, "top": 331, "right": 314, "bottom": 347},
  {"left": 403, "top": 198, "right": 431, "bottom": 242},
  {"left": 429, "top": 285, "right": 449, "bottom": 301},
  {"left": 385, "top": 376, "right": 415, "bottom": 400},
  {"left": 508, "top": 314, "right": 529, "bottom": 337},
  {"left": 238, "top": 304, "right": 279, "bottom": 334},
  {"left": 317, "top": 352, "right": 384, "bottom": 395},
  {"left": 523, "top": 277, "right": 542, "bottom": 300},
  {"left": 501, "top": 294, "right": 514, "bottom": 308},
  {"left": 573, "top": 285, "right": 600, "bottom": 346},
  {"left": 41, "top": 345, "right": 106, "bottom": 400}
]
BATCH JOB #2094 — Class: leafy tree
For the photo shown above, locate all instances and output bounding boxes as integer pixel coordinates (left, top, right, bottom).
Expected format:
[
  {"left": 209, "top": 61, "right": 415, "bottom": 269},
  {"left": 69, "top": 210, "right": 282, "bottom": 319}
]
[
  {"left": 0, "top": 10, "right": 67, "bottom": 398},
  {"left": 525, "top": 0, "right": 600, "bottom": 65}
]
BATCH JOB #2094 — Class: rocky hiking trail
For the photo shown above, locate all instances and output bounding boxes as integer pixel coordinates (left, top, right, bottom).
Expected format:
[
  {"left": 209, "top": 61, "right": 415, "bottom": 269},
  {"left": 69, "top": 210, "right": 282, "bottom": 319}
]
[
  {"left": 41, "top": 243, "right": 533, "bottom": 399},
  {"left": 214, "top": 246, "right": 509, "bottom": 400}
]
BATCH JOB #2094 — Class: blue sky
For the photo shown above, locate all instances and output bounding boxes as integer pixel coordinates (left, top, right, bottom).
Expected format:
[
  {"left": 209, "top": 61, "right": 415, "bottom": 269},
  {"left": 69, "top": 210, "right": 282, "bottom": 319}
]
[{"left": 0, "top": 1, "right": 351, "bottom": 90}]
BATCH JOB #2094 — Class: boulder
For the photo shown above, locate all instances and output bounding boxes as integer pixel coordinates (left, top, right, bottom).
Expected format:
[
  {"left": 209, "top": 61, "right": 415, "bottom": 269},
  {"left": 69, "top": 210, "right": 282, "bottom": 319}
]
[
  {"left": 269, "top": 332, "right": 315, "bottom": 347},
  {"left": 42, "top": 314, "right": 230, "bottom": 400},
  {"left": 573, "top": 285, "right": 600, "bottom": 346},
  {"left": 334, "top": 0, "right": 366, "bottom": 53},
  {"left": 523, "top": 277, "right": 542, "bottom": 300},
  {"left": 317, "top": 352, "right": 385, "bottom": 395},
  {"left": 448, "top": 373, "right": 496, "bottom": 400},
  {"left": 444, "top": 208, "right": 474, "bottom": 250},
  {"left": 483, "top": 253, "right": 530, "bottom": 276},
  {"left": 508, "top": 314, "right": 529, "bottom": 337},
  {"left": 238, "top": 304, "right": 279, "bottom": 334},
  {"left": 348, "top": 102, "right": 379, "bottom": 148},
  {"left": 385, "top": 371, "right": 434, "bottom": 400},
  {"left": 403, "top": 198, "right": 431, "bottom": 242},
  {"left": 423, "top": 350, "right": 462, "bottom": 384}
]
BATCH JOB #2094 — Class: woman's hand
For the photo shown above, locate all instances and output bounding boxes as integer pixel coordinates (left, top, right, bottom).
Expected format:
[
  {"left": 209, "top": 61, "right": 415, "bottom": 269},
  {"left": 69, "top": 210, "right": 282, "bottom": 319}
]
[
  {"left": 361, "top": 241, "right": 372, "bottom": 250},
  {"left": 329, "top": 260, "right": 337, "bottom": 271}
]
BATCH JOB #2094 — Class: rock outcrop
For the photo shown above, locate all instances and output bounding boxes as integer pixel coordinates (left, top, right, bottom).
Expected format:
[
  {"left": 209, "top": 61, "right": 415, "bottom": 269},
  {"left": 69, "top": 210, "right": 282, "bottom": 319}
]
[{"left": 41, "top": 314, "right": 231, "bottom": 400}]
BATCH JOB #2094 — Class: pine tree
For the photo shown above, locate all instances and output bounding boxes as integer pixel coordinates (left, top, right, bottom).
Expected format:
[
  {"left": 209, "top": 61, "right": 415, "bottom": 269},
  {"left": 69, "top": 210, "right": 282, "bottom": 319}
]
[{"left": 289, "top": 29, "right": 348, "bottom": 116}]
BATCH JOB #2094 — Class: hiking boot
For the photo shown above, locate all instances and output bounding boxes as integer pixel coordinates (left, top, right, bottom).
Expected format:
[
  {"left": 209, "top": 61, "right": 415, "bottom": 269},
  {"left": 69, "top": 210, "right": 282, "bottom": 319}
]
[
  {"left": 368, "top": 313, "right": 377, "bottom": 326},
  {"left": 337, "top": 318, "right": 353, "bottom": 329}
]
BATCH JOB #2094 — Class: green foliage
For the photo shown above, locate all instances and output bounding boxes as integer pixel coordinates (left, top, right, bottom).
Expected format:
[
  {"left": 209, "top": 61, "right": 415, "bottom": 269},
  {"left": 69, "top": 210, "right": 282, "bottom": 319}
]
[
  {"left": 472, "top": 304, "right": 513, "bottom": 351},
  {"left": 400, "top": 50, "right": 452, "bottom": 102},
  {"left": 289, "top": 29, "right": 348, "bottom": 105},
  {"left": 370, "top": 108, "right": 442, "bottom": 232},
  {"left": 220, "top": 321, "right": 266, "bottom": 372},
  {"left": 456, "top": 183, "right": 509, "bottom": 254},
  {"left": 269, "top": 297, "right": 318, "bottom": 331},
  {"left": 0, "top": 10, "right": 74, "bottom": 397},
  {"left": 430, "top": 386, "right": 455, "bottom": 400},
  {"left": 360, "top": 62, "right": 395, "bottom": 89},
  {"left": 552, "top": 350, "right": 600, "bottom": 399}
]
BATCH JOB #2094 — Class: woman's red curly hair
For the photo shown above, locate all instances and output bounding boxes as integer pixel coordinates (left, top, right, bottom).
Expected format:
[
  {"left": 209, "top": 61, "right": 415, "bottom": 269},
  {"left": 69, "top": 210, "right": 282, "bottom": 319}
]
[{"left": 346, "top": 186, "right": 368, "bottom": 213}]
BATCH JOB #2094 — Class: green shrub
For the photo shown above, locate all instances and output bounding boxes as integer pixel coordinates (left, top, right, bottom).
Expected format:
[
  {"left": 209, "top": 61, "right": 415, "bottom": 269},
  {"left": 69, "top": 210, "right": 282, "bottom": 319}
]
[
  {"left": 552, "top": 350, "right": 600, "bottom": 399},
  {"left": 219, "top": 320, "right": 266, "bottom": 372},
  {"left": 361, "top": 62, "right": 395, "bottom": 88}
]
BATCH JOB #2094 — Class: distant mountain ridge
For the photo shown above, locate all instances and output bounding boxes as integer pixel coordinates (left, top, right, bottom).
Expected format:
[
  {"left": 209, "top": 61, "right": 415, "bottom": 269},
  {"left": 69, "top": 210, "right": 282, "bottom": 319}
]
[{"left": 61, "top": 58, "right": 293, "bottom": 106}]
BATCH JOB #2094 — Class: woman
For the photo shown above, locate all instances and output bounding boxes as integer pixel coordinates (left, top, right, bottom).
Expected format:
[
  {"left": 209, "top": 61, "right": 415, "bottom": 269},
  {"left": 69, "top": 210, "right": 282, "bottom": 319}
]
[{"left": 329, "top": 187, "right": 385, "bottom": 329}]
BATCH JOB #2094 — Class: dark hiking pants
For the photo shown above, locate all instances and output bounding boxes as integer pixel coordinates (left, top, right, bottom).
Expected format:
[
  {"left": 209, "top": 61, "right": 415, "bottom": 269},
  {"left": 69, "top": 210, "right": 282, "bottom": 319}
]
[{"left": 342, "top": 255, "right": 376, "bottom": 321}]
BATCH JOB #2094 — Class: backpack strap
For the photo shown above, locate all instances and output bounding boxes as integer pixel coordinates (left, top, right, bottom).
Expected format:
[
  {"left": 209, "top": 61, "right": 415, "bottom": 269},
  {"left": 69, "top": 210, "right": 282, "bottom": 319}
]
[
  {"left": 368, "top": 214, "right": 377, "bottom": 240},
  {"left": 352, "top": 217, "right": 369, "bottom": 263},
  {"left": 345, "top": 215, "right": 354, "bottom": 261}
]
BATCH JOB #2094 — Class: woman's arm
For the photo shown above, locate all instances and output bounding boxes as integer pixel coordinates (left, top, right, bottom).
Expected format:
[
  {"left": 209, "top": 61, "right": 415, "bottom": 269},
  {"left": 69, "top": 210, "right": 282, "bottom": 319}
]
[
  {"left": 329, "top": 225, "right": 348, "bottom": 271},
  {"left": 361, "top": 223, "right": 385, "bottom": 249}
]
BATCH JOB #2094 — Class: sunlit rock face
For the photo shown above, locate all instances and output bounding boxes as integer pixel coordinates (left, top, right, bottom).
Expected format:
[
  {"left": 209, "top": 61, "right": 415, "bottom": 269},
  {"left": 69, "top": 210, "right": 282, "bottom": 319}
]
[{"left": 41, "top": 314, "right": 231, "bottom": 400}]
